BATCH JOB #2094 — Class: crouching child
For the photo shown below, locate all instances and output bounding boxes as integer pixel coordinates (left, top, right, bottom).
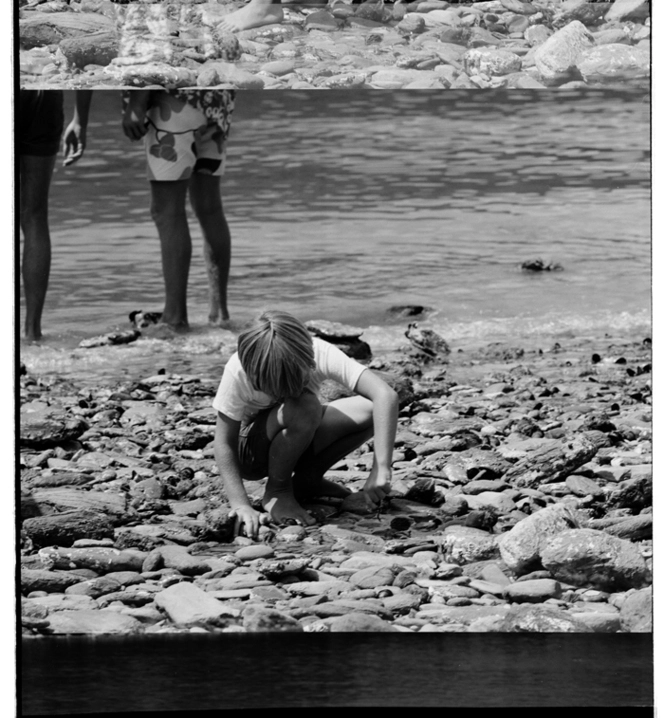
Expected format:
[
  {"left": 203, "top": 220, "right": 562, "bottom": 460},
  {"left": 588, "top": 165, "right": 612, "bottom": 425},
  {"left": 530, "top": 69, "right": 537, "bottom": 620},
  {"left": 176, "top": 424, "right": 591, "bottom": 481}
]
[{"left": 212, "top": 309, "right": 399, "bottom": 538}]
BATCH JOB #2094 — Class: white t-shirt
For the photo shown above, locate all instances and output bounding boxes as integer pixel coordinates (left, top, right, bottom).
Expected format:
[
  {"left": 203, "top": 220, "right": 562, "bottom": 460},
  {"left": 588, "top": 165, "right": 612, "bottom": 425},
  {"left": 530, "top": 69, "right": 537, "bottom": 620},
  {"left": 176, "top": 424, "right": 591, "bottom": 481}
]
[{"left": 212, "top": 337, "right": 367, "bottom": 423}]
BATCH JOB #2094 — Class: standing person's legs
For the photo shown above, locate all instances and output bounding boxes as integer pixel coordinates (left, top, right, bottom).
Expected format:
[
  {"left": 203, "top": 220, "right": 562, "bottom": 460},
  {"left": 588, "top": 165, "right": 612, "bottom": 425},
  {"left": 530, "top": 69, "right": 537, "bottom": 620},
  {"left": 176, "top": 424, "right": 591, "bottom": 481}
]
[
  {"left": 149, "top": 179, "right": 192, "bottom": 330},
  {"left": 189, "top": 174, "right": 231, "bottom": 326},
  {"left": 20, "top": 154, "right": 57, "bottom": 341},
  {"left": 19, "top": 90, "right": 64, "bottom": 341}
]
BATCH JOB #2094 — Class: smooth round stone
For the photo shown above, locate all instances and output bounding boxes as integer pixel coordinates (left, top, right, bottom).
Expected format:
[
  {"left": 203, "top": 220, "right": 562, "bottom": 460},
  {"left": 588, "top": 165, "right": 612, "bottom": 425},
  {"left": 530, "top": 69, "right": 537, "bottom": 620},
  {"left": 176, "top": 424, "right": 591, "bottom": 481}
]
[{"left": 235, "top": 545, "right": 275, "bottom": 561}]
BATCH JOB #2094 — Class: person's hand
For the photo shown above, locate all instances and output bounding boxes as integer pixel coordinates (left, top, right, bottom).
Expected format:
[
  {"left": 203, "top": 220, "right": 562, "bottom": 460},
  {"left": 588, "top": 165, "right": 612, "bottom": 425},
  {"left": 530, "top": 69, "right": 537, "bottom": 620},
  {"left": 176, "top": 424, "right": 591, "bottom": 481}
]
[
  {"left": 363, "top": 465, "right": 391, "bottom": 510},
  {"left": 228, "top": 505, "right": 270, "bottom": 540},
  {"left": 62, "top": 120, "right": 86, "bottom": 167},
  {"left": 122, "top": 100, "right": 149, "bottom": 142}
]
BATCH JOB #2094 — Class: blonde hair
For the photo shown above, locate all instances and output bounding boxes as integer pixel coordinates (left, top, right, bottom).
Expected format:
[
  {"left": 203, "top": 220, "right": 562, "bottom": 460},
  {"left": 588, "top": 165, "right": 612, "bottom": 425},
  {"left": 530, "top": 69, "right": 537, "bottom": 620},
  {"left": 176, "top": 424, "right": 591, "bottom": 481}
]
[{"left": 238, "top": 310, "right": 315, "bottom": 398}]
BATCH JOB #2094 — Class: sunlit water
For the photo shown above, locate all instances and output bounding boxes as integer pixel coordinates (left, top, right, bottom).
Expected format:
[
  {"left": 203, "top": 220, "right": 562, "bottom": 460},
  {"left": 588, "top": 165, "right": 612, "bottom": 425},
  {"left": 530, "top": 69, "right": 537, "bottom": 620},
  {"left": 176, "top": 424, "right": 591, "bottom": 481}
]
[{"left": 18, "top": 89, "right": 650, "bottom": 382}]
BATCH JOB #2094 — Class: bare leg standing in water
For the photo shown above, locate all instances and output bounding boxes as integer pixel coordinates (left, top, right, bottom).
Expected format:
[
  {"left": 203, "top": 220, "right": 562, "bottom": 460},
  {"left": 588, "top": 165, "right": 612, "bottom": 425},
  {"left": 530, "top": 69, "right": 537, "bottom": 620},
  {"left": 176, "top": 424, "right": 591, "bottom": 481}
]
[
  {"left": 20, "top": 90, "right": 92, "bottom": 341},
  {"left": 190, "top": 174, "right": 232, "bottom": 327},
  {"left": 123, "top": 90, "right": 235, "bottom": 331}
]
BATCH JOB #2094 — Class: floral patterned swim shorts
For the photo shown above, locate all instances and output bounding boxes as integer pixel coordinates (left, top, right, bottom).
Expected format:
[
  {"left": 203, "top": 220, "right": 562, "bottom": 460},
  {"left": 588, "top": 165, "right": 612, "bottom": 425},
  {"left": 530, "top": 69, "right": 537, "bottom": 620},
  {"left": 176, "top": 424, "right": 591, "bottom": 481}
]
[{"left": 145, "top": 90, "right": 235, "bottom": 182}]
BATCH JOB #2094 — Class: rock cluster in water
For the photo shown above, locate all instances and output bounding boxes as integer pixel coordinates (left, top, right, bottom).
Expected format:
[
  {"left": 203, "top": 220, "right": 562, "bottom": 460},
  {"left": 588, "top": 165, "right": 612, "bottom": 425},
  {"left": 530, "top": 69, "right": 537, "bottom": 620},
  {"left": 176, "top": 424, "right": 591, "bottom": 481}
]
[
  {"left": 20, "top": 320, "right": 652, "bottom": 635},
  {"left": 19, "top": 0, "right": 650, "bottom": 89}
]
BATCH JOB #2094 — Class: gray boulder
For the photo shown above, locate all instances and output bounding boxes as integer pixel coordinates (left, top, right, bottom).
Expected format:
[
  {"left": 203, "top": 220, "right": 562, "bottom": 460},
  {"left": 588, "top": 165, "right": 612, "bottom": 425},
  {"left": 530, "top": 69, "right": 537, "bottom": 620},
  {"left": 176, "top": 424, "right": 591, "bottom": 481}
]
[
  {"left": 533, "top": 20, "right": 595, "bottom": 85},
  {"left": 619, "top": 587, "right": 652, "bottom": 632},
  {"left": 540, "top": 528, "right": 651, "bottom": 591},
  {"left": 605, "top": 0, "right": 650, "bottom": 23},
  {"left": 577, "top": 44, "right": 650, "bottom": 83},
  {"left": 498, "top": 503, "right": 580, "bottom": 575}
]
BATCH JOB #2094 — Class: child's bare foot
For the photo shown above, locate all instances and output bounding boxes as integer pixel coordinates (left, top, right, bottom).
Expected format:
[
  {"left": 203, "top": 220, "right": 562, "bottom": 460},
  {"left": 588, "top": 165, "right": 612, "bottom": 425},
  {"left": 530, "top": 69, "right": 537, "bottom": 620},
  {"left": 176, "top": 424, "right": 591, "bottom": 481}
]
[
  {"left": 262, "top": 489, "right": 316, "bottom": 526},
  {"left": 218, "top": 1, "right": 284, "bottom": 33}
]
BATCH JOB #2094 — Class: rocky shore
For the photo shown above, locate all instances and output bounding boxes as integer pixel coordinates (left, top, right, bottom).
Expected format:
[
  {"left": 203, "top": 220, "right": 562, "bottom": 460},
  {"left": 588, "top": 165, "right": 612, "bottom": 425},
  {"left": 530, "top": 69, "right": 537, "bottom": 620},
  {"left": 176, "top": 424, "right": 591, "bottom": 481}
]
[
  {"left": 19, "top": 0, "right": 650, "bottom": 89},
  {"left": 19, "top": 317, "right": 653, "bottom": 635}
]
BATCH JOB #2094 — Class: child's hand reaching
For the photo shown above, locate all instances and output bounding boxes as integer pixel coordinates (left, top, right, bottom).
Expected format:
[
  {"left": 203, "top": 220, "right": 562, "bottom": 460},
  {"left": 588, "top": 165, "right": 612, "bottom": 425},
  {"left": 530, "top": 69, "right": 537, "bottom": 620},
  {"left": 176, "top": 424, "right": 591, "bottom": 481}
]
[
  {"left": 363, "top": 464, "right": 392, "bottom": 510},
  {"left": 229, "top": 505, "right": 270, "bottom": 539}
]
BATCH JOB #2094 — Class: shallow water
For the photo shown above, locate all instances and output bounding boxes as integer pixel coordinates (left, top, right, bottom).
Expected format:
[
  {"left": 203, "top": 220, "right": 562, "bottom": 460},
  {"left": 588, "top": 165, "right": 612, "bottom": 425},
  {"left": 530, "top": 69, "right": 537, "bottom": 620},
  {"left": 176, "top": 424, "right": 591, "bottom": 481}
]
[{"left": 18, "top": 89, "right": 651, "bottom": 381}]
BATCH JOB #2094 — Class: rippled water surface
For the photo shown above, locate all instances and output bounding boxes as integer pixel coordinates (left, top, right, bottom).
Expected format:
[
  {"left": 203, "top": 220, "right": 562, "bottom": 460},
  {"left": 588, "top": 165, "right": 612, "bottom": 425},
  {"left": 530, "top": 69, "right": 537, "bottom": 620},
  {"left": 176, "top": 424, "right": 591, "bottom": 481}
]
[
  {"left": 18, "top": 90, "right": 650, "bottom": 380},
  {"left": 21, "top": 633, "right": 653, "bottom": 713}
]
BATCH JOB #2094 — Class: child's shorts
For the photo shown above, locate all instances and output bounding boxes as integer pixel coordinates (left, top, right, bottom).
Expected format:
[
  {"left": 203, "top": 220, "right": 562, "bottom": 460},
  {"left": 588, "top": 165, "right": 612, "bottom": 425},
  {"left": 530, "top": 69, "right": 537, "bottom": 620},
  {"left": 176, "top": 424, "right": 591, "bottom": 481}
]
[
  {"left": 238, "top": 408, "right": 317, "bottom": 481},
  {"left": 18, "top": 90, "right": 64, "bottom": 157},
  {"left": 145, "top": 91, "right": 232, "bottom": 182}
]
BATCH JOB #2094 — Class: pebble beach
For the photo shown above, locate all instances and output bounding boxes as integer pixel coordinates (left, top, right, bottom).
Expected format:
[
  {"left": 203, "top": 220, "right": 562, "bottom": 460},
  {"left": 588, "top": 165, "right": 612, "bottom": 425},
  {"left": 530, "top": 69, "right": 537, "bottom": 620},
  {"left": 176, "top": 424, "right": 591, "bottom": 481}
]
[
  {"left": 18, "top": 0, "right": 651, "bottom": 90},
  {"left": 19, "top": 316, "right": 653, "bottom": 636}
]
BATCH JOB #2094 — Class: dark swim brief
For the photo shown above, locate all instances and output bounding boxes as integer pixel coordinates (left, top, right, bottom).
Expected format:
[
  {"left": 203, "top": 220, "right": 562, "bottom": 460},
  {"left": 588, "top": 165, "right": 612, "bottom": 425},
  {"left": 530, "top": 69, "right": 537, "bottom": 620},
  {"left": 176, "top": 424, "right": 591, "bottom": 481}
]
[{"left": 18, "top": 90, "right": 65, "bottom": 157}]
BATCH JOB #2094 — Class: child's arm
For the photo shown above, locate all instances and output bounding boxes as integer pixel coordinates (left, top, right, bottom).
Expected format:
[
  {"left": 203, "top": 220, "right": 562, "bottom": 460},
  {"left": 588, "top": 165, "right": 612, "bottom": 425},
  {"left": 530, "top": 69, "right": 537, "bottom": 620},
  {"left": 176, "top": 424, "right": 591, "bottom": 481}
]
[
  {"left": 122, "top": 90, "right": 151, "bottom": 141},
  {"left": 214, "top": 412, "right": 267, "bottom": 539},
  {"left": 354, "top": 370, "right": 398, "bottom": 508}
]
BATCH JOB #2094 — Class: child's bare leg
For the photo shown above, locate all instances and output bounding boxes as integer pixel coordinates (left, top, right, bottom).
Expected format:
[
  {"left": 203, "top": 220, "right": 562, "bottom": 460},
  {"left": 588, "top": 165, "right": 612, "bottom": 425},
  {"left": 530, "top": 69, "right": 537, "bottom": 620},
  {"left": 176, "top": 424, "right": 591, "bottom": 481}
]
[
  {"left": 293, "top": 396, "right": 374, "bottom": 499},
  {"left": 218, "top": 0, "right": 284, "bottom": 33},
  {"left": 150, "top": 180, "right": 191, "bottom": 331},
  {"left": 189, "top": 174, "right": 231, "bottom": 326},
  {"left": 262, "top": 393, "right": 323, "bottom": 526}
]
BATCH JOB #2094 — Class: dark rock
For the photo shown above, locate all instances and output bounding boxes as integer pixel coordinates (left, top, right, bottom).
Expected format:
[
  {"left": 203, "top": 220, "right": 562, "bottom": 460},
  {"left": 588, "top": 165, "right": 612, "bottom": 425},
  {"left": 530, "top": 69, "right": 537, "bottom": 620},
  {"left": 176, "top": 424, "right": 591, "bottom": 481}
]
[
  {"left": 606, "top": 475, "right": 652, "bottom": 512},
  {"left": 596, "top": 515, "right": 652, "bottom": 541},
  {"left": 520, "top": 258, "right": 563, "bottom": 271},
  {"left": 387, "top": 305, "right": 434, "bottom": 319},
  {"left": 64, "top": 576, "right": 122, "bottom": 599},
  {"left": 20, "top": 404, "right": 89, "bottom": 449},
  {"left": 59, "top": 31, "right": 118, "bottom": 68},
  {"left": 405, "top": 322, "right": 450, "bottom": 360},
  {"left": 21, "top": 568, "right": 85, "bottom": 595},
  {"left": 22, "top": 510, "right": 114, "bottom": 548},
  {"left": 242, "top": 606, "right": 303, "bottom": 633}
]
